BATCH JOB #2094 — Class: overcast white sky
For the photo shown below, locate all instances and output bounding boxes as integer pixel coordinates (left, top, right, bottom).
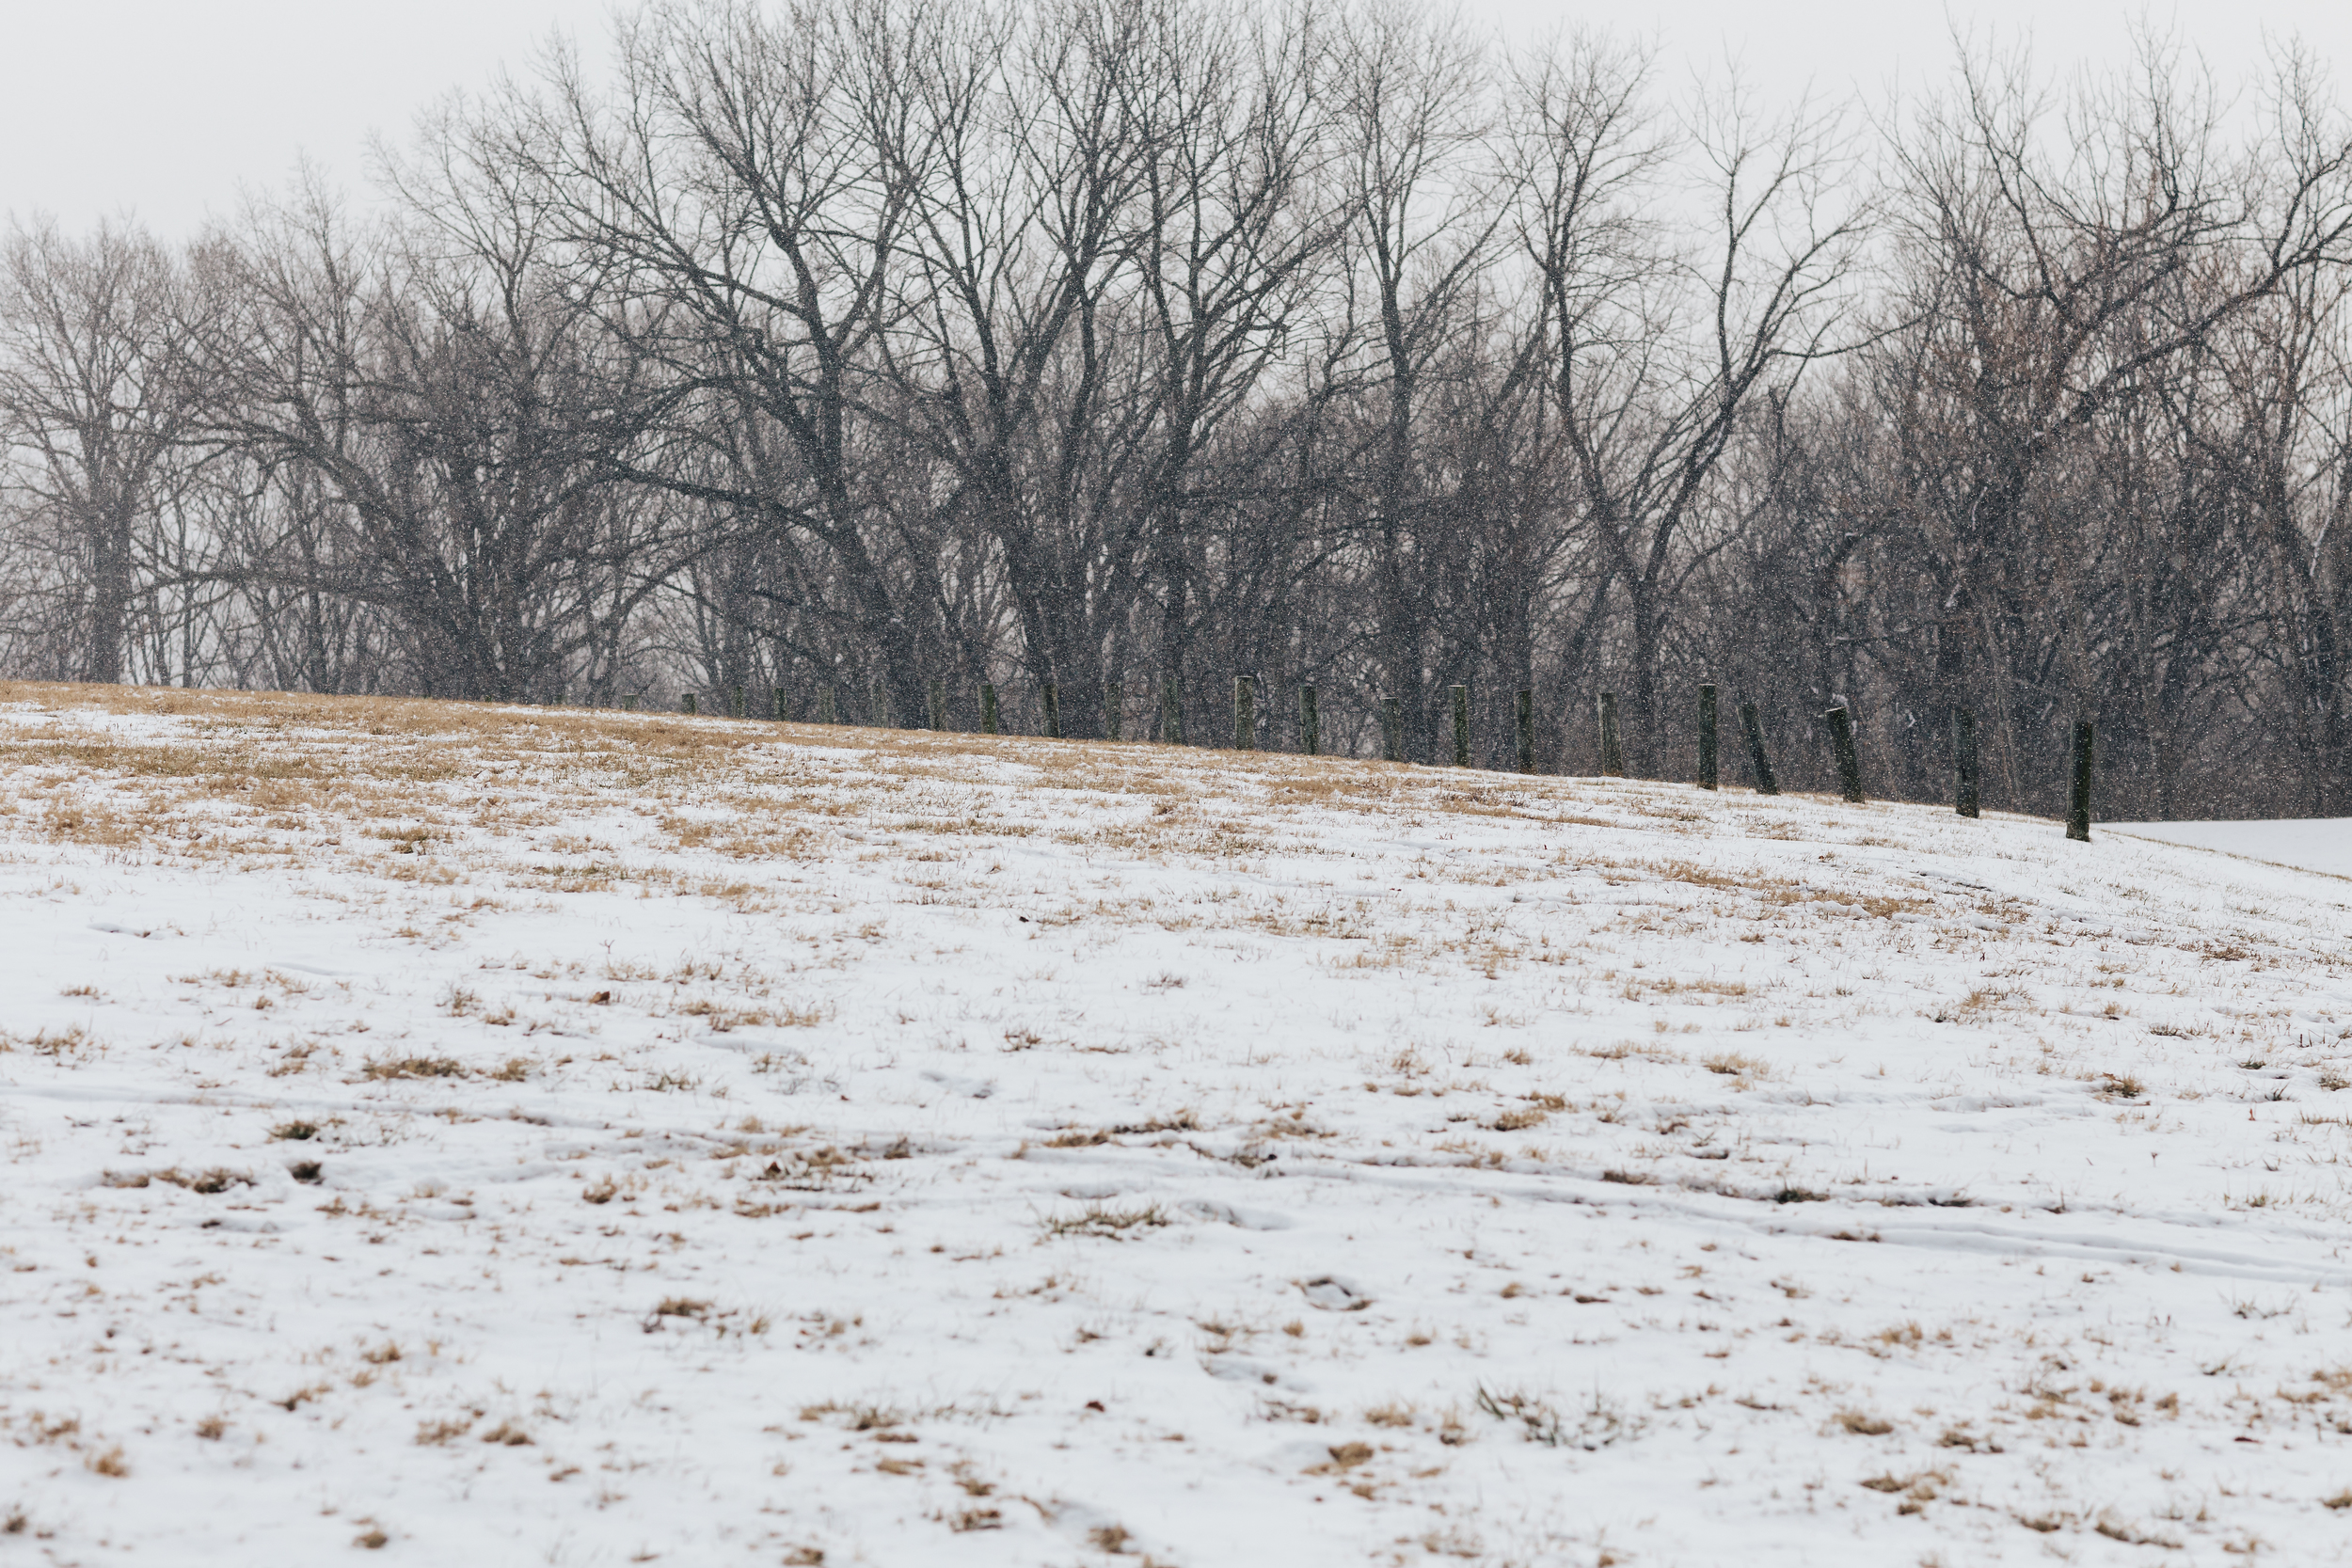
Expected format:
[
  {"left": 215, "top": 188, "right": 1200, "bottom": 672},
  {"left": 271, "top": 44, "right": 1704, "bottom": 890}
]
[{"left": 6, "top": 0, "right": 2348, "bottom": 237}]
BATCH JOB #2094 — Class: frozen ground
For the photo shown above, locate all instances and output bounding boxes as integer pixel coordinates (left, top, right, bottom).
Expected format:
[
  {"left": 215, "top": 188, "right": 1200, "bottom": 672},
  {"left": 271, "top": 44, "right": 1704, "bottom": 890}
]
[
  {"left": 3, "top": 682, "right": 2352, "bottom": 1568},
  {"left": 2111, "top": 819, "right": 2352, "bottom": 882}
]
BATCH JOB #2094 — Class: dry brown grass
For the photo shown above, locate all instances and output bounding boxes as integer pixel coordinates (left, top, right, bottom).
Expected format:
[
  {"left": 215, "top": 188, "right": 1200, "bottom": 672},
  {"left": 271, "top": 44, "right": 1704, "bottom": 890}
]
[
  {"left": 101, "top": 1166, "right": 251, "bottom": 1194},
  {"left": 362, "top": 1056, "right": 465, "bottom": 1081},
  {"left": 0, "top": 679, "right": 1811, "bottom": 875},
  {"left": 0, "top": 678, "right": 2201, "bottom": 1014}
]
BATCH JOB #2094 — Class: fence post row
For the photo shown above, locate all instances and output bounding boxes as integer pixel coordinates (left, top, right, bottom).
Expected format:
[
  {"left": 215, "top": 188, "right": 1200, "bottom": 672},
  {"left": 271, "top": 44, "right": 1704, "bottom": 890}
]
[
  {"left": 1824, "top": 705, "right": 1866, "bottom": 803},
  {"left": 1597, "top": 691, "right": 1625, "bottom": 778},
  {"left": 1697, "top": 684, "right": 1718, "bottom": 790},
  {"left": 2068, "top": 720, "right": 2095, "bottom": 842},
  {"left": 816, "top": 669, "right": 2097, "bottom": 836}
]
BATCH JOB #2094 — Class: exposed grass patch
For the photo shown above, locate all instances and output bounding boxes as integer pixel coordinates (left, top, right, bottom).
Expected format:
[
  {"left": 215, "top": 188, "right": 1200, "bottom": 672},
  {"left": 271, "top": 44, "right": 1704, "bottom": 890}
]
[
  {"left": 1041, "top": 1202, "right": 1168, "bottom": 1239},
  {"left": 362, "top": 1055, "right": 465, "bottom": 1081},
  {"left": 101, "top": 1167, "right": 252, "bottom": 1194}
]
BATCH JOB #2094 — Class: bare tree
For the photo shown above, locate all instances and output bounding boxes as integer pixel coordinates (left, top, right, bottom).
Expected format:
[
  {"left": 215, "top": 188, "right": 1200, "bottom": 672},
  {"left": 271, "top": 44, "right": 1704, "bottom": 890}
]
[
  {"left": 1544, "top": 72, "right": 1867, "bottom": 774},
  {"left": 0, "top": 219, "right": 200, "bottom": 684},
  {"left": 1327, "top": 0, "right": 1502, "bottom": 759},
  {"left": 1882, "top": 35, "right": 2352, "bottom": 802},
  {"left": 1133, "top": 0, "right": 1336, "bottom": 733},
  {"left": 522, "top": 0, "right": 937, "bottom": 718},
  {"left": 195, "top": 165, "right": 671, "bottom": 700}
]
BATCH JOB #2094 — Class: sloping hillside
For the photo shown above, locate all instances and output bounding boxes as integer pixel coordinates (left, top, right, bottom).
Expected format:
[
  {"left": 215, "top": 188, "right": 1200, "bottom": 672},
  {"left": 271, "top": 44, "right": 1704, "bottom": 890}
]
[{"left": 3, "top": 682, "right": 2350, "bottom": 1566}]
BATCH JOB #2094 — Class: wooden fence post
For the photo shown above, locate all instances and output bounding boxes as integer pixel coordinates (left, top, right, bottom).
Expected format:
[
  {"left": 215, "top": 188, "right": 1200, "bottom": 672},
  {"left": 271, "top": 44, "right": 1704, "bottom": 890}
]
[
  {"left": 1516, "top": 689, "right": 1534, "bottom": 773},
  {"left": 1738, "top": 701, "right": 1779, "bottom": 795},
  {"left": 1825, "top": 705, "right": 1866, "bottom": 802},
  {"left": 817, "top": 686, "right": 835, "bottom": 725},
  {"left": 1698, "top": 684, "right": 1719, "bottom": 790},
  {"left": 1104, "top": 681, "right": 1121, "bottom": 741},
  {"left": 2068, "top": 719, "right": 2094, "bottom": 842},
  {"left": 927, "top": 678, "right": 946, "bottom": 732},
  {"left": 1233, "top": 676, "right": 1254, "bottom": 750},
  {"left": 1451, "top": 685, "right": 1471, "bottom": 767},
  {"left": 772, "top": 688, "right": 787, "bottom": 722},
  {"left": 1042, "top": 682, "right": 1062, "bottom": 739},
  {"left": 1380, "top": 697, "right": 1402, "bottom": 762},
  {"left": 1161, "top": 675, "right": 1183, "bottom": 744},
  {"left": 731, "top": 684, "right": 745, "bottom": 720},
  {"left": 980, "top": 683, "right": 999, "bottom": 735},
  {"left": 1598, "top": 691, "right": 1625, "bottom": 777},
  {"left": 1300, "top": 686, "right": 1320, "bottom": 756},
  {"left": 870, "top": 679, "right": 888, "bottom": 729},
  {"left": 1952, "top": 705, "right": 1980, "bottom": 817},
  {"left": 622, "top": 693, "right": 639, "bottom": 712},
  {"left": 682, "top": 692, "right": 698, "bottom": 716}
]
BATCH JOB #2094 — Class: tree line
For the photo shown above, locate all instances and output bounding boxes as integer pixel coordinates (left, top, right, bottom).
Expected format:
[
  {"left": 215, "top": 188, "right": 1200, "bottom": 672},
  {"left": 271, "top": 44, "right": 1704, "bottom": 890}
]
[{"left": 6, "top": 0, "right": 2352, "bottom": 817}]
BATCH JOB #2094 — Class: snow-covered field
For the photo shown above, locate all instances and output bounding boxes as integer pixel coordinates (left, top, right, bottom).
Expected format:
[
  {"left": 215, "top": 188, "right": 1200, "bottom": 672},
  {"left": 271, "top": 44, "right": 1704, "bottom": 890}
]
[
  {"left": 4, "top": 682, "right": 2352, "bottom": 1567},
  {"left": 2112, "top": 818, "right": 2352, "bottom": 882}
]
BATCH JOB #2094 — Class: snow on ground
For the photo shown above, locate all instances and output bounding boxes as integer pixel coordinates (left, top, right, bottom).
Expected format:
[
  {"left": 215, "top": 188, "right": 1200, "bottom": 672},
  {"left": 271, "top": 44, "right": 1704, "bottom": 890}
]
[
  {"left": 2112, "top": 818, "right": 2352, "bottom": 882},
  {"left": 3, "top": 682, "right": 2352, "bottom": 1568}
]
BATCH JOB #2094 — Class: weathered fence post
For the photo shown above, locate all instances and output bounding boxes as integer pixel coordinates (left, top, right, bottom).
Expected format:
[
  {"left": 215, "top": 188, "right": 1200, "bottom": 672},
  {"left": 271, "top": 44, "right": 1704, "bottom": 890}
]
[
  {"left": 1824, "top": 705, "right": 1866, "bottom": 803},
  {"left": 1598, "top": 692, "right": 1625, "bottom": 777},
  {"left": 772, "top": 688, "right": 787, "bottom": 722},
  {"left": 1161, "top": 675, "right": 1184, "bottom": 744},
  {"left": 682, "top": 692, "right": 698, "bottom": 716},
  {"left": 1381, "top": 697, "right": 1403, "bottom": 762},
  {"left": 2068, "top": 720, "right": 2095, "bottom": 842},
  {"left": 1698, "top": 684, "right": 1719, "bottom": 790},
  {"left": 927, "top": 678, "right": 946, "bottom": 732},
  {"left": 980, "top": 683, "right": 999, "bottom": 735},
  {"left": 1104, "top": 682, "right": 1121, "bottom": 741},
  {"left": 1233, "top": 676, "right": 1254, "bottom": 750},
  {"left": 1299, "top": 686, "right": 1320, "bottom": 756},
  {"left": 1738, "top": 701, "right": 1779, "bottom": 795},
  {"left": 869, "top": 679, "right": 888, "bottom": 729},
  {"left": 1516, "top": 689, "right": 1534, "bottom": 774},
  {"left": 1450, "top": 686, "right": 1471, "bottom": 767},
  {"left": 1952, "top": 705, "right": 1980, "bottom": 818},
  {"left": 1042, "top": 683, "right": 1062, "bottom": 739},
  {"left": 817, "top": 687, "right": 836, "bottom": 725},
  {"left": 731, "top": 685, "right": 745, "bottom": 720},
  {"left": 622, "top": 693, "right": 640, "bottom": 713}
]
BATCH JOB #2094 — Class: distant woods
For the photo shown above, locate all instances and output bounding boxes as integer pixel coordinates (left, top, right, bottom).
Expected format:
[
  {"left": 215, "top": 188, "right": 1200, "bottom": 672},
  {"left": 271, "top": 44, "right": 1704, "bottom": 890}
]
[{"left": 6, "top": 0, "right": 2352, "bottom": 818}]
